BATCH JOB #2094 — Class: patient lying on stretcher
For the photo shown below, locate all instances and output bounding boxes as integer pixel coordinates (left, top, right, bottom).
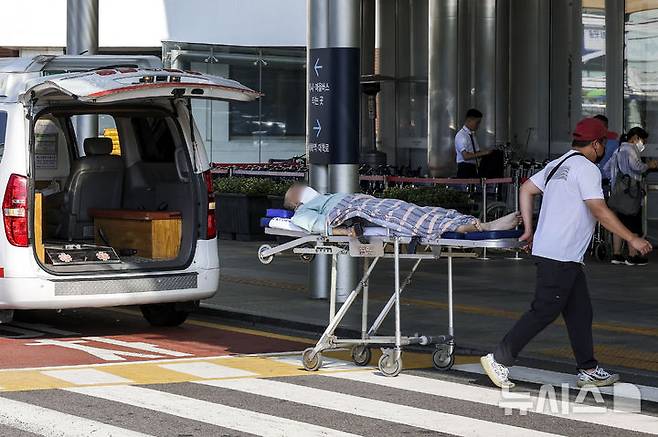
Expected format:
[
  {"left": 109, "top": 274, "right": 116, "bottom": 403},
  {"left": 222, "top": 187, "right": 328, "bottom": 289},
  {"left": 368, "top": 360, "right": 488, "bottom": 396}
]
[{"left": 283, "top": 184, "right": 521, "bottom": 239}]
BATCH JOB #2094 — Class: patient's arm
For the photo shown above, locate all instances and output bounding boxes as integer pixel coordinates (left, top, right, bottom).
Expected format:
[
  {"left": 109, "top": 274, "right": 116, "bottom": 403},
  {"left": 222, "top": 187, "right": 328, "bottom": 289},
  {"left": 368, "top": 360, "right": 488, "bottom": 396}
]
[{"left": 291, "top": 209, "right": 328, "bottom": 234}]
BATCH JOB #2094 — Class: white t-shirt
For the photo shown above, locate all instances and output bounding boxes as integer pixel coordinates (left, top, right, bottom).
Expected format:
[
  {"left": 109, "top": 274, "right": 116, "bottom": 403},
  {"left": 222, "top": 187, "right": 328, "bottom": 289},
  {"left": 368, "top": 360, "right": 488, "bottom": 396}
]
[
  {"left": 529, "top": 151, "right": 604, "bottom": 263},
  {"left": 455, "top": 126, "right": 480, "bottom": 164}
]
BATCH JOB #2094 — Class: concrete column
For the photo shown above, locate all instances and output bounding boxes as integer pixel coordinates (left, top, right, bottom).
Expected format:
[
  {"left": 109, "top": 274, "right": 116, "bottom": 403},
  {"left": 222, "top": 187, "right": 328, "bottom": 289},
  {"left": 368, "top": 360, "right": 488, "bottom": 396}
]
[
  {"left": 67, "top": 0, "right": 99, "bottom": 144},
  {"left": 427, "top": 0, "right": 459, "bottom": 177},
  {"left": 308, "top": 164, "right": 331, "bottom": 299},
  {"left": 308, "top": 0, "right": 330, "bottom": 300},
  {"left": 329, "top": 0, "right": 359, "bottom": 303},
  {"left": 605, "top": 0, "right": 624, "bottom": 134},
  {"left": 307, "top": 0, "right": 360, "bottom": 302},
  {"left": 550, "top": 0, "right": 583, "bottom": 153},
  {"left": 375, "top": 0, "right": 397, "bottom": 162},
  {"left": 473, "top": 0, "right": 497, "bottom": 148},
  {"left": 509, "top": 0, "right": 551, "bottom": 158},
  {"left": 495, "top": 0, "right": 510, "bottom": 145},
  {"left": 361, "top": 0, "right": 375, "bottom": 153}
]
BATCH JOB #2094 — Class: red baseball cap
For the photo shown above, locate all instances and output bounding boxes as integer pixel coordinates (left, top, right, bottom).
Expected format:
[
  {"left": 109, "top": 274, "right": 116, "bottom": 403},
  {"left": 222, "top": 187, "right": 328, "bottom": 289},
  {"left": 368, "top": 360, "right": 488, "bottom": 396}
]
[{"left": 573, "top": 118, "right": 609, "bottom": 142}]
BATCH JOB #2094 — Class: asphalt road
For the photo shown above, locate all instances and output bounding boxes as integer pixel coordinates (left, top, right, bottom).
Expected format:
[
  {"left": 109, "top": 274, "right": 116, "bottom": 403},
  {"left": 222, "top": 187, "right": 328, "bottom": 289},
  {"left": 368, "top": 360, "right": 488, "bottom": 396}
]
[{"left": 0, "top": 308, "right": 656, "bottom": 436}]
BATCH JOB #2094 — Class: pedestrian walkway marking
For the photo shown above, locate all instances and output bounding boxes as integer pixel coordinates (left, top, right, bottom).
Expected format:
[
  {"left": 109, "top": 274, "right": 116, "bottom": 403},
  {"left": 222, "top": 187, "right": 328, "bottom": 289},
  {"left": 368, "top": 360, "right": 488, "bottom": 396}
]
[
  {"left": 0, "top": 396, "right": 151, "bottom": 437},
  {"left": 1, "top": 363, "right": 657, "bottom": 436},
  {"left": 199, "top": 378, "right": 560, "bottom": 437},
  {"left": 271, "top": 354, "right": 375, "bottom": 372},
  {"left": 0, "top": 353, "right": 367, "bottom": 392},
  {"left": 66, "top": 384, "right": 359, "bottom": 437},
  {"left": 329, "top": 370, "right": 658, "bottom": 435},
  {"left": 41, "top": 368, "right": 133, "bottom": 385},
  {"left": 159, "top": 362, "right": 256, "bottom": 378},
  {"left": 454, "top": 363, "right": 658, "bottom": 404}
]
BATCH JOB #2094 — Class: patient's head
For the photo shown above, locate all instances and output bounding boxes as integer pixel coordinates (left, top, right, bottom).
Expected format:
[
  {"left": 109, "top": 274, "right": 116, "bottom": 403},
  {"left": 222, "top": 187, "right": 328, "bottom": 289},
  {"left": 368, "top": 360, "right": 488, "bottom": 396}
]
[{"left": 284, "top": 183, "right": 321, "bottom": 210}]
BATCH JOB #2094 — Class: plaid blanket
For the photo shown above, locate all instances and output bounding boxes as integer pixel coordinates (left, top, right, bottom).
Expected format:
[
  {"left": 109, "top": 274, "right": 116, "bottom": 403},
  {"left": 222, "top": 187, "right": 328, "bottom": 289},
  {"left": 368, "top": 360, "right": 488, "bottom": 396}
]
[{"left": 326, "top": 194, "right": 477, "bottom": 239}]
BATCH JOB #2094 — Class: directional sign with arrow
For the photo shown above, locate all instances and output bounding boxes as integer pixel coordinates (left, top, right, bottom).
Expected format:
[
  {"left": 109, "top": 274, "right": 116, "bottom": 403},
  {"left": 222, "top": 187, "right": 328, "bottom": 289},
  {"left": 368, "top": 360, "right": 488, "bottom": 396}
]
[
  {"left": 307, "top": 47, "right": 359, "bottom": 165},
  {"left": 313, "top": 58, "right": 323, "bottom": 77},
  {"left": 313, "top": 119, "right": 322, "bottom": 138}
]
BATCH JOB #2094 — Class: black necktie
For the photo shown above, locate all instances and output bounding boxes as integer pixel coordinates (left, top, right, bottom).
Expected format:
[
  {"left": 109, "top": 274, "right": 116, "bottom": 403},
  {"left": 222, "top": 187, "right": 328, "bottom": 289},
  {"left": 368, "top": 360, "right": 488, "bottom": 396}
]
[{"left": 469, "top": 133, "right": 479, "bottom": 168}]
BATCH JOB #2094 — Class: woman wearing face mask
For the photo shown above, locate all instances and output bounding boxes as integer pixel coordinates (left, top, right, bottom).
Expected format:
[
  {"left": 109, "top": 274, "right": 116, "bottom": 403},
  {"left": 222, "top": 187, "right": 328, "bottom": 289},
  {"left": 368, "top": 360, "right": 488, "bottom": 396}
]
[{"left": 604, "top": 126, "right": 658, "bottom": 265}]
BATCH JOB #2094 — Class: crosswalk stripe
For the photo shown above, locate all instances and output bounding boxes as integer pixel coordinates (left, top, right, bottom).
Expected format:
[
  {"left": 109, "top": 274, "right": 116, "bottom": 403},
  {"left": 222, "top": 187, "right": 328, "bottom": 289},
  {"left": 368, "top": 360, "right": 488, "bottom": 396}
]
[
  {"left": 0, "top": 395, "right": 151, "bottom": 437},
  {"left": 41, "top": 368, "right": 133, "bottom": 385},
  {"left": 328, "top": 370, "right": 658, "bottom": 435},
  {"left": 199, "top": 378, "right": 561, "bottom": 437},
  {"left": 455, "top": 363, "right": 658, "bottom": 404},
  {"left": 158, "top": 362, "right": 256, "bottom": 378},
  {"left": 271, "top": 355, "right": 374, "bottom": 372},
  {"left": 66, "top": 384, "right": 359, "bottom": 437}
]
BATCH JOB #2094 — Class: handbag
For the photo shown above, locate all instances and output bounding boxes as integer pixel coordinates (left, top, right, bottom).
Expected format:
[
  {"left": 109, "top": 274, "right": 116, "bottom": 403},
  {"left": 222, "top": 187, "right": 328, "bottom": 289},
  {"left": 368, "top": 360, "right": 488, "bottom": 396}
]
[{"left": 608, "top": 167, "right": 643, "bottom": 216}]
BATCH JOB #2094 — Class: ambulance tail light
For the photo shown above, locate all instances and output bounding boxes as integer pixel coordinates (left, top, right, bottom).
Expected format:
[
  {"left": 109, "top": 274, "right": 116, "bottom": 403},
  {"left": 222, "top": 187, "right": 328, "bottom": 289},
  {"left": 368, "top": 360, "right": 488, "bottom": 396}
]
[
  {"left": 202, "top": 171, "right": 216, "bottom": 239},
  {"left": 3, "top": 174, "right": 28, "bottom": 247}
]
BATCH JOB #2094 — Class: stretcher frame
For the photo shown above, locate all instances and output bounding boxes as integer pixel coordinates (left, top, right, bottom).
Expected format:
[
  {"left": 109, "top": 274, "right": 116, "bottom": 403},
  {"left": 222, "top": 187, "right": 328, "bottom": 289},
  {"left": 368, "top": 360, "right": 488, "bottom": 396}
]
[{"left": 258, "top": 227, "right": 523, "bottom": 377}]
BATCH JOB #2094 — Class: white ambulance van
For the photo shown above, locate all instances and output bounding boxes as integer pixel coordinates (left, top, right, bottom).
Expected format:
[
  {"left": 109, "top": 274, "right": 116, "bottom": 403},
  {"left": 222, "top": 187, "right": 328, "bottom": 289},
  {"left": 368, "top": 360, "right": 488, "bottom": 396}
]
[{"left": 0, "top": 55, "right": 258, "bottom": 326}]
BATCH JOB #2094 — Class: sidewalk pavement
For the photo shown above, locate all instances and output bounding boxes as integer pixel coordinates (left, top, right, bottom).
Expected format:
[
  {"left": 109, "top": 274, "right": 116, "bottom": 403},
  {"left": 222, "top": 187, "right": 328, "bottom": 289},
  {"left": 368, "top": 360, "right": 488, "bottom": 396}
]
[{"left": 205, "top": 239, "right": 658, "bottom": 380}]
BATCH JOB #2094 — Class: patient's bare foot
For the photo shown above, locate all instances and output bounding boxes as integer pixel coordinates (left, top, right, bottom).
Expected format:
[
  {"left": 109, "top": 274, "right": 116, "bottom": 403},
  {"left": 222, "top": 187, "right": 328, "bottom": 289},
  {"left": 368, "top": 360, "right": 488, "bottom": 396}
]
[{"left": 480, "top": 212, "right": 521, "bottom": 231}]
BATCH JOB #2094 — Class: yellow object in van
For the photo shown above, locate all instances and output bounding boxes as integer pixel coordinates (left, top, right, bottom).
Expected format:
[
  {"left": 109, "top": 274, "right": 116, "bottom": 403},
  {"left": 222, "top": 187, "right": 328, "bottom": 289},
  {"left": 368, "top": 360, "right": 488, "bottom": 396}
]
[{"left": 102, "top": 128, "right": 121, "bottom": 155}]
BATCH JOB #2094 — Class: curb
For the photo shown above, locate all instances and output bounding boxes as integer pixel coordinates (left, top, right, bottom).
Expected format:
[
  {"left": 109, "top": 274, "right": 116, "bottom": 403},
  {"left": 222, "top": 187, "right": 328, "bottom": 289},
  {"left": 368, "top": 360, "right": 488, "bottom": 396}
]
[{"left": 198, "top": 304, "right": 377, "bottom": 342}]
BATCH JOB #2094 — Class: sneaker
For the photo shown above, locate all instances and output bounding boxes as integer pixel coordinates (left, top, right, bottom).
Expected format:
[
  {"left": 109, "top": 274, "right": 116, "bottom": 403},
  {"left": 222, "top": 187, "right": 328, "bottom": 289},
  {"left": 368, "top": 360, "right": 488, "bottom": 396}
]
[
  {"left": 610, "top": 255, "right": 626, "bottom": 265},
  {"left": 480, "top": 353, "right": 515, "bottom": 389},
  {"left": 577, "top": 366, "right": 620, "bottom": 388},
  {"left": 625, "top": 256, "right": 648, "bottom": 266}
]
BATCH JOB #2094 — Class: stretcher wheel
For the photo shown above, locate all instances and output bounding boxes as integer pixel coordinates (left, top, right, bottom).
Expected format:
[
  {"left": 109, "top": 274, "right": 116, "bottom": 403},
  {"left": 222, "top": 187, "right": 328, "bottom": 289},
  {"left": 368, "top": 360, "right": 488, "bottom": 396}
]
[
  {"left": 300, "top": 253, "right": 315, "bottom": 262},
  {"left": 432, "top": 344, "right": 455, "bottom": 371},
  {"left": 302, "top": 347, "right": 322, "bottom": 371},
  {"left": 258, "top": 244, "right": 274, "bottom": 265},
  {"left": 351, "top": 345, "right": 372, "bottom": 366},
  {"left": 378, "top": 353, "right": 402, "bottom": 377}
]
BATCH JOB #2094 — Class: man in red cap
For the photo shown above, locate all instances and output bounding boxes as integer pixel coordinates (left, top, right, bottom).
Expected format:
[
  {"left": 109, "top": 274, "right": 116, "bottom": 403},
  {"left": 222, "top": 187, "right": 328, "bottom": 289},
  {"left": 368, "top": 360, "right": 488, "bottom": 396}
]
[{"left": 481, "top": 117, "right": 653, "bottom": 389}]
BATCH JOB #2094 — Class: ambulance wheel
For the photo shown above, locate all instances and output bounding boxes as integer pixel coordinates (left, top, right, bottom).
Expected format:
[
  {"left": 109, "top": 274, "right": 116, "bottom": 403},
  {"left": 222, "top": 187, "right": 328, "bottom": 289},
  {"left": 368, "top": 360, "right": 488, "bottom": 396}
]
[
  {"left": 432, "top": 345, "right": 455, "bottom": 371},
  {"left": 140, "top": 303, "right": 189, "bottom": 327},
  {"left": 258, "top": 244, "right": 274, "bottom": 265},
  {"left": 302, "top": 348, "right": 323, "bottom": 371},
  {"left": 351, "top": 345, "right": 372, "bottom": 366},
  {"left": 378, "top": 353, "right": 402, "bottom": 377}
]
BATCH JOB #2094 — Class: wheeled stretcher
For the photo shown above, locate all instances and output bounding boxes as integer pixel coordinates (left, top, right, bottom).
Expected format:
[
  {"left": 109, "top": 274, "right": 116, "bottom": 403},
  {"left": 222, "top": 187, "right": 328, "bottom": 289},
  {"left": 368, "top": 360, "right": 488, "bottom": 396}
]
[{"left": 257, "top": 212, "right": 524, "bottom": 377}]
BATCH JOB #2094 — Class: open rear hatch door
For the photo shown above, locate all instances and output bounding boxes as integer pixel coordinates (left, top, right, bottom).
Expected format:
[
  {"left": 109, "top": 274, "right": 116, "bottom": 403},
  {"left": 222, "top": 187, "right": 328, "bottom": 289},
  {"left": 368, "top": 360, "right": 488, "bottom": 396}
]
[{"left": 20, "top": 68, "right": 260, "bottom": 105}]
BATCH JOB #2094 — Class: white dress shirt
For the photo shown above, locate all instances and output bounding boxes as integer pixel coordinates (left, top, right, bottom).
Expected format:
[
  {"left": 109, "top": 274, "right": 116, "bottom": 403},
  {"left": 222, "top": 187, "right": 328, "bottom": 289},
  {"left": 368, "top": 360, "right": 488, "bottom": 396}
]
[{"left": 454, "top": 125, "right": 480, "bottom": 164}]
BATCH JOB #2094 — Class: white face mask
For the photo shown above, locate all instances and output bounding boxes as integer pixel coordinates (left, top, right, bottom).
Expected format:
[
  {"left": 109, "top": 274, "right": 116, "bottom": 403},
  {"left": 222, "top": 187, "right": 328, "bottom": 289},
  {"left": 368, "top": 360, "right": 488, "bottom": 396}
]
[
  {"left": 299, "top": 186, "right": 321, "bottom": 204},
  {"left": 636, "top": 140, "right": 646, "bottom": 153}
]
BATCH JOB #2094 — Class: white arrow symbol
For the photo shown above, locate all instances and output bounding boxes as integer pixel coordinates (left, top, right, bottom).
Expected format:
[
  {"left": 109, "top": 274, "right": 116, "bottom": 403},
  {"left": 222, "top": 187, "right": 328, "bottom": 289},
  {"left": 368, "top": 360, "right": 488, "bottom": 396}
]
[
  {"left": 314, "top": 58, "right": 323, "bottom": 77},
  {"left": 313, "top": 119, "right": 322, "bottom": 138}
]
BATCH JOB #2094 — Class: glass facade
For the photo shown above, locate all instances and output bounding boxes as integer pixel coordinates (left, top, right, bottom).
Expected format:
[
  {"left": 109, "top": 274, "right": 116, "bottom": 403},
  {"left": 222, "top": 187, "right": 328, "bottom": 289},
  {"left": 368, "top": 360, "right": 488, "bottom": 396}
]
[
  {"left": 625, "top": 1, "right": 658, "bottom": 134},
  {"left": 582, "top": 5, "right": 607, "bottom": 118},
  {"left": 162, "top": 42, "right": 306, "bottom": 164},
  {"left": 158, "top": 2, "right": 658, "bottom": 169}
]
